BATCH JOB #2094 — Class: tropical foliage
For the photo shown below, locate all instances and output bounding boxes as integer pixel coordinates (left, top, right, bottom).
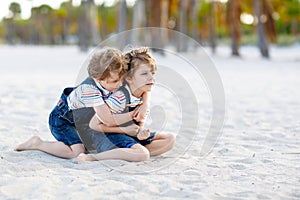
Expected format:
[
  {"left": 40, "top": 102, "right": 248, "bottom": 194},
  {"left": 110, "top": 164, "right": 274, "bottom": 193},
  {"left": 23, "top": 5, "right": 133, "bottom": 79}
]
[{"left": 0, "top": 0, "right": 299, "bottom": 56}]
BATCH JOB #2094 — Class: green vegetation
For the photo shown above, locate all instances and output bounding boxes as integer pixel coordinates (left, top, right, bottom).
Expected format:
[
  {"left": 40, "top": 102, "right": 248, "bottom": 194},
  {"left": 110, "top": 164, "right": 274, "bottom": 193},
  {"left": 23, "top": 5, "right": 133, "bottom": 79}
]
[{"left": 0, "top": 0, "right": 299, "bottom": 49}]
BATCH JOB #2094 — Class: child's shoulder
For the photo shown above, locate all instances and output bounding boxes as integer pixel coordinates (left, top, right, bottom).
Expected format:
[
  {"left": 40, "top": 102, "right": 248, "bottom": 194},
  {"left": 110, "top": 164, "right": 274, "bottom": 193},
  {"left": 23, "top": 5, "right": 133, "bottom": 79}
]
[
  {"left": 110, "top": 90, "right": 126, "bottom": 101},
  {"left": 77, "top": 84, "right": 101, "bottom": 93},
  {"left": 72, "top": 84, "right": 103, "bottom": 98},
  {"left": 106, "top": 89, "right": 127, "bottom": 113},
  {"left": 77, "top": 83, "right": 98, "bottom": 90}
]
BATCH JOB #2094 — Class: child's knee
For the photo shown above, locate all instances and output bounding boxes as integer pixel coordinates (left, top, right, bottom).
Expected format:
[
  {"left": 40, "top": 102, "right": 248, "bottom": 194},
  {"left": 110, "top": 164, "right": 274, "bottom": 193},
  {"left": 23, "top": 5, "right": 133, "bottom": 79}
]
[
  {"left": 165, "top": 133, "right": 176, "bottom": 149},
  {"left": 131, "top": 144, "right": 150, "bottom": 161},
  {"left": 70, "top": 144, "right": 86, "bottom": 158}
]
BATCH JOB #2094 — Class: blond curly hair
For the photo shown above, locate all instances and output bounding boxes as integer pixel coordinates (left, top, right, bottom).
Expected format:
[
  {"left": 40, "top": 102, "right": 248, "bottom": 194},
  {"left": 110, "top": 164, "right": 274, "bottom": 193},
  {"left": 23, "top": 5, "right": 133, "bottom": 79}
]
[
  {"left": 124, "top": 47, "right": 157, "bottom": 78},
  {"left": 88, "top": 48, "right": 128, "bottom": 80}
]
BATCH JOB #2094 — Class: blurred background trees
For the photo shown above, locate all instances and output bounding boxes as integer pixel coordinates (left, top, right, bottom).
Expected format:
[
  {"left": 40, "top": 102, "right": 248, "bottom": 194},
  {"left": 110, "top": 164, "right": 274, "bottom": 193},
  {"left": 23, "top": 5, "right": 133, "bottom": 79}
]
[{"left": 0, "top": 0, "right": 299, "bottom": 57}]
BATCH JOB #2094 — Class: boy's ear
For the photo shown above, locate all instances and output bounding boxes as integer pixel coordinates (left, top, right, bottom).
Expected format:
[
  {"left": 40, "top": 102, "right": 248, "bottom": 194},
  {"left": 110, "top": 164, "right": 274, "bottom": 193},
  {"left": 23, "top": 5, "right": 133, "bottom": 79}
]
[
  {"left": 97, "top": 78, "right": 106, "bottom": 85},
  {"left": 125, "top": 76, "right": 132, "bottom": 83}
]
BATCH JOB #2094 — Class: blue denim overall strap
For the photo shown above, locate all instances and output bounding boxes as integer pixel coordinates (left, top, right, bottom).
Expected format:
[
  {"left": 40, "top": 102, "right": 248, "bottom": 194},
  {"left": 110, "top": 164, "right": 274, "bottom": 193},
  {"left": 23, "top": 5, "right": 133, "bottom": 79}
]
[
  {"left": 117, "top": 86, "right": 138, "bottom": 127},
  {"left": 119, "top": 86, "right": 131, "bottom": 113},
  {"left": 56, "top": 87, "right": 75, "bottom": 124}
]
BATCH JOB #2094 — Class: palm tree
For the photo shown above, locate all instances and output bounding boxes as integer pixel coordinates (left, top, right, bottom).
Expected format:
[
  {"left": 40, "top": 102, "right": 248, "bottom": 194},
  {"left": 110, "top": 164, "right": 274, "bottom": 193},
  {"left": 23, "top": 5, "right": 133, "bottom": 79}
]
[
  {"left": 6, "top": 2, "right": 21, "bottom": 44},
  {"left": 261, "top": 0, "right": 277, "bottom": 43},
  {"left": 29, "top": 4, "right": 54, "bottom": 44},
  {"left": 177, "top": 0, "right": 189, "bottom": 52},
  {"left": 254, "top": 0, "right": 269, "bottom": 58},
  {"left": 88, "top": 0, "right": 100, "bottom": 46},
  {"left": 227, "top": 0, "right": 242, "bottom": 56},
  {"left": 118, "top": 0, "right": 127, "bottom": 33},
  {"left": 117, "top": 0, "right": 127, "bottom": 49},
  {"left": 254, "top": 0, "right": 277, "bottom": 58},
  {"left": 161, "top": 0, "right": 169, "bottom": 45},
  {"left": 149, "top": 0, "right": 161, "bottom": 46},
  {"left": 78, "top": 1, "right": 89, "bottom": 51},
  {"left": 59, "top": 1, "right": 75, "bottom": 44},
  {"left": 55, "top": 7, "right": 67, "bottom": 44},
  {"left": 131, "top": 0, "right": 146, "bottom": 44},
  {"left": 146, "top": 0, "right": 165, "bottom": 53},
  {"left": 210, "top": 0, "right": 217, "bottom": 54},
  {"left": 9, "top": 2, "right": 21, "bottom": 19},
  {"left": 191, "top": 0, "right": 201, "bottom": 46}
]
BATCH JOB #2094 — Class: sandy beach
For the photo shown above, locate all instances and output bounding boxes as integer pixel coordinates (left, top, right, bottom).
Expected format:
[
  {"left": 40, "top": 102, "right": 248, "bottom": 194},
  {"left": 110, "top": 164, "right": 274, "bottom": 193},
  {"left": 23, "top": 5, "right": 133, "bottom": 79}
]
[{"left": 0, "top": 44, "right": 299, "bottom": 199}]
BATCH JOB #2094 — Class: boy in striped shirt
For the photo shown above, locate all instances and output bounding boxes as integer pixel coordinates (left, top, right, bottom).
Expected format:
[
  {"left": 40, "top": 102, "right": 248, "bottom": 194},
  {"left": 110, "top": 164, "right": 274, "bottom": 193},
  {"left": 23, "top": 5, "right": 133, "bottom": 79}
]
[{"left": 78, "top": 47, "right": 176, "bottom": 163}]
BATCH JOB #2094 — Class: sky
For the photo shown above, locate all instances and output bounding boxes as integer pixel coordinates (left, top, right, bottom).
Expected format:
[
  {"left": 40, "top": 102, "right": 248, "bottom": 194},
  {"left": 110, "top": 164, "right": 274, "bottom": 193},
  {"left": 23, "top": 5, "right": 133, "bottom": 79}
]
[
  {"left": 0, "top": 0, "right": 132, "bottom": 21},
  {"left": 0, "top": 0, "right": 233, "bottom": 22},
  {"left": 0, "top": 0, "right": 230, "bottom": 21},
  {"left": 0, "top": 0, "right": 72, "bottom": 20}
]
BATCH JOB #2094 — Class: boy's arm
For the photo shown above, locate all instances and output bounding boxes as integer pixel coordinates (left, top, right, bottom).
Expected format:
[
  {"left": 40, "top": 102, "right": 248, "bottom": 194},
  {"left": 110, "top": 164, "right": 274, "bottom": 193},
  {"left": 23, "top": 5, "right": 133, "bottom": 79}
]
[
  {"left": 133, "top": 92, "right": 150, "bottom": 122},
  {"left": 93, "top": 104, "right": 135, "bottom": 127},
  {"left": 89, "top": 115, "right": 139, "bottom": 137}
]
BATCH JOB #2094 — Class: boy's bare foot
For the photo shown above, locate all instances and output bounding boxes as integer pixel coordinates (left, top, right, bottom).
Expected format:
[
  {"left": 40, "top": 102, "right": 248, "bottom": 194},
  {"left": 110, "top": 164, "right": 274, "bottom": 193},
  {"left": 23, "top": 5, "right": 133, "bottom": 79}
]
[
  {"left": 77, "top": 153, "right": 88, "bottom": 164},
  {"left": 14, "top": 135, "right": 42, "bottom": 151},
  {"left": 77, "top": 153, "right": 99, "bottom": 164}
]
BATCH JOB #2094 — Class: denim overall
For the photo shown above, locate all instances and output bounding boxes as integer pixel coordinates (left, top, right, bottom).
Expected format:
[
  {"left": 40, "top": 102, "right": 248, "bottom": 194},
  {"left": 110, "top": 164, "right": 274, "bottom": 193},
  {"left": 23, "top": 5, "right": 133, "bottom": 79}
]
[{"left": 48, "top": 77, "right": 102, "bottom": 152}]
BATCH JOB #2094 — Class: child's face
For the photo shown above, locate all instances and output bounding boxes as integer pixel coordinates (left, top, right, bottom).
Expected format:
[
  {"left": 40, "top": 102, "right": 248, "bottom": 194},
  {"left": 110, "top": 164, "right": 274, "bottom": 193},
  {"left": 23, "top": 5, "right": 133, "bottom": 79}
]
[
  {"left": 126, "top": 64, "right": 155, "bottom": 93},
  {"left": 99, "top": 72, "right": 122, "bottom": 93}
]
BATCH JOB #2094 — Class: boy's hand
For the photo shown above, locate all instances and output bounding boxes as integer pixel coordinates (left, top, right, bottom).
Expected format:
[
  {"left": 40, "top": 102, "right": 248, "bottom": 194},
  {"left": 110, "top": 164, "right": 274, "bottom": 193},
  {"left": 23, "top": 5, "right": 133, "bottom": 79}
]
[
  {"left": 133, "top": 104, "right": 149, "bottom": 122},
  {"left": 137, "top": 128, "right": 150, "bottom": 140},
  {"left": 122, "top": 124, "right": 140, "bottom": 137}
]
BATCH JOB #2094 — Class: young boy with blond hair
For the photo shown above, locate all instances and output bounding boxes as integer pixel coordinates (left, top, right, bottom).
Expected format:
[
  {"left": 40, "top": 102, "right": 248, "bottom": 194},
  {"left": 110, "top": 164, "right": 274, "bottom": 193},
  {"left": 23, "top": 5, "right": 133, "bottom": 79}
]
[{"left": 15, "top": 48, "right": 146, "bottom": 158}]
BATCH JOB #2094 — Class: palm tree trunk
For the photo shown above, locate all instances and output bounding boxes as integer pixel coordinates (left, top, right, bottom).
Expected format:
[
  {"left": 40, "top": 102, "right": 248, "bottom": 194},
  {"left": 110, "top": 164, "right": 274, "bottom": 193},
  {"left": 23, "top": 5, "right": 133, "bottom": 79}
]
[
  {"left": 88, "top": 0, "right": 100, "bottom": 46},
  {"left": 78, "top": 2, "right": 89, "bottom": 51},
  {"left": 149, "top": 0, "right": 164, "bottom": 53},
  {"left": 227, "top": 0, "right": 242, "bottom": 56},
  {"left": 160, "top": 0, "right": 169, "bottom": 46},
  {"left": 118, "top": 0, "right": 127, "bottom": 33},
  {"left": 117, "top": 0, "right": 127, "bottom": 49},
  {"left": 191, "top": 0, "right": 201, "bottom": 46},
  {"left": 99, "top": 4, "right": 107, "bottom": 39},
  {"left": 131, "top": 0, "right": 146, "bottom": 43},
  {"left": 177, "top": 0, "right": 188, "bottom": 52},
  {"left": 132, "top": 0, "right": 146, "bottom": 28},
  {"left": 210, "top": 1, "right": 217, "bottom": 54},
  {"left": 5, "top": 20, "right": 14, "bottom": 44},
  {"left": 254, "top": 0, "right": 269, "bottom": 58},
  {"left": 262, "top": 0, "right": 277, "bottom": 43}
]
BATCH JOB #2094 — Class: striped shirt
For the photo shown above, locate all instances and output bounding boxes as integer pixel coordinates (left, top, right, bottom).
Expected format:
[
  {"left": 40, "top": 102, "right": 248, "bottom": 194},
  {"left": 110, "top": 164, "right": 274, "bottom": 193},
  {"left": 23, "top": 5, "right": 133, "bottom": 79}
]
[
  {"left": 105, "top": 85, "right": 143, "bottom": 114},
  {"left": 67, "top": 78, "right": 111, "bottom": 110}
]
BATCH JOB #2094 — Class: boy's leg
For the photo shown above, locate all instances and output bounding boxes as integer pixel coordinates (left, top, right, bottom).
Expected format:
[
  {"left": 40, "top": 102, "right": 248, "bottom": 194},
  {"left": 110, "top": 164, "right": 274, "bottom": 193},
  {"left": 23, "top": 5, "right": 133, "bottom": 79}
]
[
  {"left": 77, "top": 143, "right": 150, "bottom": 163},
  {"left": 144, "top": 132, "right": 176, "bottom": 156},
  {"left": 14, "top": 135, "right": 85, "bottom": 159}
]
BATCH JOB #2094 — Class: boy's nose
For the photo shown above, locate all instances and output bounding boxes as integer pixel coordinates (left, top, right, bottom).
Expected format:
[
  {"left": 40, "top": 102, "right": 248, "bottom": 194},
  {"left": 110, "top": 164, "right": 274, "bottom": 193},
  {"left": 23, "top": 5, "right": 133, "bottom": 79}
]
[{"left": 148, "top": 74, "right": 154, "bottom": 81}]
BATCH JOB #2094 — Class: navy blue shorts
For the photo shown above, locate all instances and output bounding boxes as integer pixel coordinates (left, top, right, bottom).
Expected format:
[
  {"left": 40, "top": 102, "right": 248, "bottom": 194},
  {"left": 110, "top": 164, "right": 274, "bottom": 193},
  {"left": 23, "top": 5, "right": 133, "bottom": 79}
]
[
  {"left": 48, "top": 103, "right": 82, "bottom": 146},
  {"left": 92, "top": 131, "right": 156, "bottom": 153}
]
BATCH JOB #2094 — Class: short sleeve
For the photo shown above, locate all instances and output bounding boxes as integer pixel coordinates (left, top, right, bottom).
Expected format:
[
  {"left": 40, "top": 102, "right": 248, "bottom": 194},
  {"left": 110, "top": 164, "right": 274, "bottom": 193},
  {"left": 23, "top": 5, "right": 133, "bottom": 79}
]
[
  {"left": 67, "top": 84, "right": 105, "bottom": 109},
  {"left": 105, "top": 90, "right": 127, "bottom": 114}
]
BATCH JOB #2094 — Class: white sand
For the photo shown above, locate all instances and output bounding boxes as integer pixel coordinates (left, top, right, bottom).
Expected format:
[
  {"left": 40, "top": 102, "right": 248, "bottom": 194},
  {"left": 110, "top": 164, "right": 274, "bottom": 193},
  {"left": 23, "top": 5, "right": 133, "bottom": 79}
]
[{"left": 0, "top": 44, "right": 299, "bottom": 199}]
